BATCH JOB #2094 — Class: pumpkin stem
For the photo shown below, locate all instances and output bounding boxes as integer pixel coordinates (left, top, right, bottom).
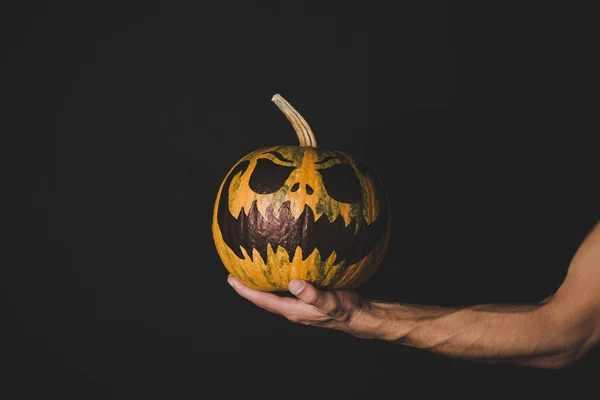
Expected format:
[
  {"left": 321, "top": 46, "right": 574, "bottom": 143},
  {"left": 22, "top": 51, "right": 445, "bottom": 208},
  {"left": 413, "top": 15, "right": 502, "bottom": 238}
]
[{"left": 271, "top": 94, "right": 318, "bottom": 148}]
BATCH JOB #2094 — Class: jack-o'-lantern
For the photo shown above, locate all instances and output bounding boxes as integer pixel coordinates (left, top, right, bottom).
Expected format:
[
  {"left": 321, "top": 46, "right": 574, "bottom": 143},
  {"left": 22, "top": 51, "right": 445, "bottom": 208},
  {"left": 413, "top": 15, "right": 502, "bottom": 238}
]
[{"left": 212, "top": 94, "right": 391, "bottom": 291}]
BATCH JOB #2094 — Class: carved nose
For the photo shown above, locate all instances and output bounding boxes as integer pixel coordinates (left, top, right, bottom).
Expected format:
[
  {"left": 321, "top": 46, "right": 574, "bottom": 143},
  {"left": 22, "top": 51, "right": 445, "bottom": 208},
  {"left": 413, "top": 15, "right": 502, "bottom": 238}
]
[{"left": 291, "top": 182, "right": 314, "bottom": 195}]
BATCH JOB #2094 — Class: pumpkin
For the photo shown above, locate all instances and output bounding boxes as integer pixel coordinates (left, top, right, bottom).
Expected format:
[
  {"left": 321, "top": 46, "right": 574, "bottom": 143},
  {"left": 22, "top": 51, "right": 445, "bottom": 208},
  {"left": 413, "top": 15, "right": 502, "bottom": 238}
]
[{"left": 212, "top": 94, "right": 391, "bottom": 291}]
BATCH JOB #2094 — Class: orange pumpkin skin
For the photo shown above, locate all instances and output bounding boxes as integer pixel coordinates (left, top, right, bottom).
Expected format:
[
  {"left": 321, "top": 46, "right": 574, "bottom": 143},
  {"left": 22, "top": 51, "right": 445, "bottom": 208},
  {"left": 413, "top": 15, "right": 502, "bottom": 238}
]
[{"left": 212, "top": 95, "right": 391, "bottom": 291}]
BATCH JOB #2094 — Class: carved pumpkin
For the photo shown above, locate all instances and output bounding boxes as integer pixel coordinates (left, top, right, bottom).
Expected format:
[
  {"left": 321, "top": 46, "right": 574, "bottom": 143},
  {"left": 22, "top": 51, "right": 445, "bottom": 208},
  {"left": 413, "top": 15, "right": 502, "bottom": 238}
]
[{"left": 212, "top": 94, "right": 391, "bottom": 291}]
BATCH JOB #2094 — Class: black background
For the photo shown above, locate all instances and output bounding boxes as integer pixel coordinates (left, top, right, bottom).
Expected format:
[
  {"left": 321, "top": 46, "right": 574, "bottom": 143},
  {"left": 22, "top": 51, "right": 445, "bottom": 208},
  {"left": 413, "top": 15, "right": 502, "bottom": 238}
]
[{"left": 2, "top": 1, "right": 599, "bottom": 398}]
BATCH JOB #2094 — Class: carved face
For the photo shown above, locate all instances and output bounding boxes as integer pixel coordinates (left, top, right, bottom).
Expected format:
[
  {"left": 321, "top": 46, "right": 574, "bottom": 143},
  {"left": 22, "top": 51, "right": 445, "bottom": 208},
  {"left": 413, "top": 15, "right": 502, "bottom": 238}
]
[{"left": 212, "top": 145, "right": 391, "bottom": 291}]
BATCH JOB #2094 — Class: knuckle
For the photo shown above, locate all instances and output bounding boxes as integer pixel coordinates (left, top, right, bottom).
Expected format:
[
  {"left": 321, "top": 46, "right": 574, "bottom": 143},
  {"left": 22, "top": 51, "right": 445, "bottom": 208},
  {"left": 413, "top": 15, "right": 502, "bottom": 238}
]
[
  {"left": 305, "top": 292, "right": 321, "bottom": 306},
  {"left": 329, "top": 292, "right": 349, "bottom": 320}
]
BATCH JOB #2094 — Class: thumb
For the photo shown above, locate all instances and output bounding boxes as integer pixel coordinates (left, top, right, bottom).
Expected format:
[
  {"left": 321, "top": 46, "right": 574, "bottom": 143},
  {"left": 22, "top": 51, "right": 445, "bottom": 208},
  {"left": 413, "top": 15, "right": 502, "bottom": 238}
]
[{"left": 288, "top": 279, "right": 336, "bottom": 313}]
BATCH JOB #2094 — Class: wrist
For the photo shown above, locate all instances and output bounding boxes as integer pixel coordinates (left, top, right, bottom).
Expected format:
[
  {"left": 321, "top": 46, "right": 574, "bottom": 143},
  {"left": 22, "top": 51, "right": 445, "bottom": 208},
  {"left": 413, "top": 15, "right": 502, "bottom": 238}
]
[{"left": 350, "top": 300, "right": 411, "bottom": 342}]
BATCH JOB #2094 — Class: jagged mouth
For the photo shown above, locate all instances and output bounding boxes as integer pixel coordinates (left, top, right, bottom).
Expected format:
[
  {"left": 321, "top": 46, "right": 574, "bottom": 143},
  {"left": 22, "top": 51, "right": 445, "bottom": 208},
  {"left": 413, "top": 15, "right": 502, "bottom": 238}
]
[{"left": 216, "top": 160, "right": 389, "bottom": 266}]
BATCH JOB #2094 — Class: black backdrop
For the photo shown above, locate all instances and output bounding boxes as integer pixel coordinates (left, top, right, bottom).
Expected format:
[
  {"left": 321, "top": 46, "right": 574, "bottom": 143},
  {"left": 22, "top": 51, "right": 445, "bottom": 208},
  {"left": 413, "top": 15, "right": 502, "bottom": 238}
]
[{"left": 2, "top": 1, "right": 598, "bottom": 398}]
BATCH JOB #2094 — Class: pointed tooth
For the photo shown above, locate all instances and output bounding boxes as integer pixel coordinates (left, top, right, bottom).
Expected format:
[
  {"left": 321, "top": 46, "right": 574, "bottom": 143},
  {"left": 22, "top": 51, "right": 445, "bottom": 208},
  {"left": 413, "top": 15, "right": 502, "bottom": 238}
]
[
  {"left": 339, "top": 204, "right": 353, "bottom": 226},
  {"left": 289, "top": 201, "right": 305, "bottom": 220},
  {"left": 313, "top": 209, "right": 325, "bottom": 222},
  {"left": 256, "top": 200, "right": 271, "bottom": 218},
  {"left": 318, "top": 246, "right": 335, "bottom": 264},
  {"left": 325, "top": 250, "right": 338, "bottom": 265},
  {"left": 329, "top": 207, "right": 341, "bottom": 223},
  {"left": 343, "top": 213, "right": 353, "bottom": 227}
]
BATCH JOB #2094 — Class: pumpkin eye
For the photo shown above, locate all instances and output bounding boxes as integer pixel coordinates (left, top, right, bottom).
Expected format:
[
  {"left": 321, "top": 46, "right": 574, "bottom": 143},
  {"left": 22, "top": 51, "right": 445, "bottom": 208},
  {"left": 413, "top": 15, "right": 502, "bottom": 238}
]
[
  {"left": 318, "top": 163, "right": 362, "bottom": 203},
  {"left": 249, "top": 158, "right": 296, "bottom": 194}
]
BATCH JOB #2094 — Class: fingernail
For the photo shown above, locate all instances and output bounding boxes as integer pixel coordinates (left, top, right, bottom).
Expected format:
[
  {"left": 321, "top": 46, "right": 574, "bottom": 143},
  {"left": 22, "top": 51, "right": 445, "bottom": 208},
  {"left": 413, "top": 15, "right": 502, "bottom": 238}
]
[
  {"left": 227, "top": 276, "right": 238, "bottom": 288},
  {"left": 289, "top": 279, "right": 305, "bottom": 294}
]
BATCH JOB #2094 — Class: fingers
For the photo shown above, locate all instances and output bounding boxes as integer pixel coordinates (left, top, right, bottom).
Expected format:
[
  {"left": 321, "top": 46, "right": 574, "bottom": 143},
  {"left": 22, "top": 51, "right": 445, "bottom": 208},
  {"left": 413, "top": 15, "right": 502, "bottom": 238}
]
[
  {"left": 227, "top": 275, "right": 349, "bottom": 324},
  {"left": 288, "top": 279, "right": 342, "bottom": 317},
  {"left": 227, "top": 275, "right": 302, "bottom": 315}
]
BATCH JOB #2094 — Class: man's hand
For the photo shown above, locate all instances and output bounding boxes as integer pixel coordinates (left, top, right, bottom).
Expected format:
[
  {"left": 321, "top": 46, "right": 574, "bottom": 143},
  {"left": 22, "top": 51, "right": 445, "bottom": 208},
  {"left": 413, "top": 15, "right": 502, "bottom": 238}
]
[
  {"left": 224, "top": 221, "right": 600, "bottom": 369},
  {"left": 227, "top": 275, "right": 378, "bottom": 339}
]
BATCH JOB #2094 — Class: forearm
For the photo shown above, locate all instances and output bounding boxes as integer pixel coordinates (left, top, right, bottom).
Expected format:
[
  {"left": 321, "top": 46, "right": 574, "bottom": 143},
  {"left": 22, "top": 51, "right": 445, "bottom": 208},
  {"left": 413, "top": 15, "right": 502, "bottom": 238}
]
[{"left": 355, "top": 298, "right": 587, "bottom": 368}]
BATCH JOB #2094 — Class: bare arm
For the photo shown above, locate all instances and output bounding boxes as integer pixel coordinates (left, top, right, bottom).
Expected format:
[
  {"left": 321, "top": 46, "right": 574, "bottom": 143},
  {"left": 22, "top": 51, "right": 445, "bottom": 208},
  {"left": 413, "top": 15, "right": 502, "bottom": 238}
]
[{"left": 228, "top": 220, "right": 600, "bottom": 369}]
